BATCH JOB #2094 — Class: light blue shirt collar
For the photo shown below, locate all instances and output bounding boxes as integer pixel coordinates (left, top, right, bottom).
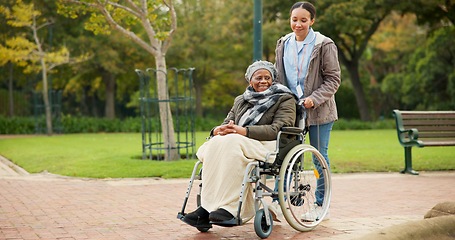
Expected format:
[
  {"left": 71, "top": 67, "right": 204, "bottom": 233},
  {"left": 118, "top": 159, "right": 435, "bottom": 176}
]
[{"left": 283, "top": 28, "right": 316, "bottom": 98}]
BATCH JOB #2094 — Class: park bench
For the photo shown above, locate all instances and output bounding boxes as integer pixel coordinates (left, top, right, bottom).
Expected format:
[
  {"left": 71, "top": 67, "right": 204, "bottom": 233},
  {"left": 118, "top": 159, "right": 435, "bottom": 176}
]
[{"left": 392, "top": 110, "right": 455, "bottom": 175}]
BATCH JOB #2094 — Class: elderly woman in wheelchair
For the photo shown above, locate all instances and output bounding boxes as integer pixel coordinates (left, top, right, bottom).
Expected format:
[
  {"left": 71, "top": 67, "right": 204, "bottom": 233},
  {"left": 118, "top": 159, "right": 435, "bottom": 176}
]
[{"left": 178, "top": 61, "right": 331, "bottom": 238}]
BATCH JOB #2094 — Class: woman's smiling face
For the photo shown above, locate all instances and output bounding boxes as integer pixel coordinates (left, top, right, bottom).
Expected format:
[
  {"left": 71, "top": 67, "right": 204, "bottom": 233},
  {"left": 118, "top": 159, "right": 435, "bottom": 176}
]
[
  {"left": 290, "top": 7, "right": 314, "bottom": 41},
  {"left": 250, "top": 69, "right": 273, "bottom": 92}
]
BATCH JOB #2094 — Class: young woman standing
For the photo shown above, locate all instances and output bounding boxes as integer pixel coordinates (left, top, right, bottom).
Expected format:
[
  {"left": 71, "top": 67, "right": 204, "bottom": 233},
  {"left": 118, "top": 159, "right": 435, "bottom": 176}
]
[{"left": 274, "top": 1, "right": 341, "bottom": 220}]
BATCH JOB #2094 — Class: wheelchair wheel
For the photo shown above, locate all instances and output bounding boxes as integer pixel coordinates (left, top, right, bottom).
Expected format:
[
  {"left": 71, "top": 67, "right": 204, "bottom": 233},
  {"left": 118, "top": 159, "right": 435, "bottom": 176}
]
[
  {"left": 278, "top": 144, "right": 332, "bottom": 231},
  {"left": 254, "top": 209, "right": 273, "bottom": 239}
]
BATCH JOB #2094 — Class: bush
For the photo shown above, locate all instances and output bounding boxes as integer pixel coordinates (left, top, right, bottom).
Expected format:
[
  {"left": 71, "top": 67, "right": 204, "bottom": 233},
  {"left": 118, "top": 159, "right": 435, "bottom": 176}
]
[
  {"left": 61, "top": 115, "right": 142, "bottom": 133},
  {"left": 0, "top": 116, "right": 35, "bottom": 134},
  {"left": 334, "top": 118, "right": 395, "bottom": 130},
  {"left": 0, "top": 115, "right": 396, "bottom": 134}
]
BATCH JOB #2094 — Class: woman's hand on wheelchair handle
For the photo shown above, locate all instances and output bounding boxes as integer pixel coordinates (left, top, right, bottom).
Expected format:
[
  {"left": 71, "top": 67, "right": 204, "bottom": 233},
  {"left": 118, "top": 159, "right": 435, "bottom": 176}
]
[{"left": 301, "top": 97, "right": 314, "bottom": 109}]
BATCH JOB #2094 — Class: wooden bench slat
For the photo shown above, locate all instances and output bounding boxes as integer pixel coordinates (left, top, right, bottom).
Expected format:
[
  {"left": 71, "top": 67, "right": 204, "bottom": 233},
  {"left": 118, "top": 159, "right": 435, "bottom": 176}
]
[
  {"left": 402, "top": 117, "right": 455, "bottom": 122},
  {"left": 400, "top": 111, "right": 455, "bottom": 115},
  {"left": 403, "top": 125, "right": 455, "bottom": 131},
  {"left": 418, "top": 132, "right": 455, "bottom": 138},
  {"left": 402, "top": 119, "right": 455, "bottom": 125},
  {"left": 402, "top": 132, "right": 455, "bottom": 137},
  {"left": 422, "top": 141, "right": 455, "bottom": 146},
  {"left": 402, "top": 116, "right": 455, "bottom": 120}
]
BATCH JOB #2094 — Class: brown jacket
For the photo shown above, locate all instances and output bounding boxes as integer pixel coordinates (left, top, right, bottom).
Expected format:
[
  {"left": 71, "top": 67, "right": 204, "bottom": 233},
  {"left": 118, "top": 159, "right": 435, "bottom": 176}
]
[
  {"left": 218, "top": 94, "right": 296, "bottom": 141},
  {"left": 275, "top": 32, "right": 341, "bottom": 126}
]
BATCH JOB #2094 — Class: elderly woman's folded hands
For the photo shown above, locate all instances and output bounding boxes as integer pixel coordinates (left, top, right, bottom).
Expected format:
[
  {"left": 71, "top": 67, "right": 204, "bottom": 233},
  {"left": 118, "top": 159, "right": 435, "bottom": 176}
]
[{"left": 213, "top": 120, "right": 247, "bottom": 136}]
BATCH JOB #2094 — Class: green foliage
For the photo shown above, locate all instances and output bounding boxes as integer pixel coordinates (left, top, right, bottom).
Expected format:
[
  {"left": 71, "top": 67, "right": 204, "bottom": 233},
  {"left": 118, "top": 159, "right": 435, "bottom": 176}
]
[
  {"left": 382, "top": 26, "right": 455, "bottom": 110},
  {"left": 0, "top": 89, "right": 32, "bottom": 116},
  {"left": 61, "top": 115, "right": 142, "bottom": 133},
  {"left": 57, "top": 0, "right": 175, "bottom": 47},
  {"left": 0, "top": 115, "right": 142, "bottom": 134},
  {"left": 1, "top": 0, "right": 454, "bottom": 123},
  {"left": 0, "top": 116, "right": 35, "bottom": 134},
  {"left": 167, "top": 0, "right": 254, "bottom": 116},
  {"left": 194, "top": 116, "right": 223, "bottom": 131},
  {"left": 0, "top": 115, "right": 396, "bottom": 135},
  {"left": 334, "top": 84, "right": 360, "bottom": 119},
  {"left": 400, "top": 0, "right": 455, "bottom": 26},
  {"left": 333, "top": 118, "right": 395, "bottom": 130},
  {"left": 0, "top": 0, "right": 88, "bottom": 71}
]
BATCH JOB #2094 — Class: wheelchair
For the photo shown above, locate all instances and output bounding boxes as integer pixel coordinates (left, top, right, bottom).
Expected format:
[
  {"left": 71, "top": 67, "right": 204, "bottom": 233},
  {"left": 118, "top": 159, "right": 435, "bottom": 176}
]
[{"left": 177, "top": 115, "right": 332, "bottom": 239}]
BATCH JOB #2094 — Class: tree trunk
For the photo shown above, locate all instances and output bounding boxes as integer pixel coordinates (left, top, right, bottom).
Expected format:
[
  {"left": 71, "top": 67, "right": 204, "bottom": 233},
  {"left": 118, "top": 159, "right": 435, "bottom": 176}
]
[
  {"left": 346, "top": 63, "right": 371, "bottom": 121},
  {"left": 41, "top": 59, "right": 53, "bottom": 135},
  {"left": 194, "top": 69, "right": 203, "bottom": 117},
  {"left": 90, "top": 94, "right": 100, "bottom": 117},
  {"left": 155, "top": 54, "right": 179, "bottom": 161},
  {"left": 8, "top": 62, "right": 14, "bottom": 117},
  {"left": 195, "top": 84, "right": 203, "bottom": 117},
  {"left": 102, "top": 70, "right": 116, "bottom": 119},
  {"left": 81, "top": 88, "right": 89, "bottom": 115}
]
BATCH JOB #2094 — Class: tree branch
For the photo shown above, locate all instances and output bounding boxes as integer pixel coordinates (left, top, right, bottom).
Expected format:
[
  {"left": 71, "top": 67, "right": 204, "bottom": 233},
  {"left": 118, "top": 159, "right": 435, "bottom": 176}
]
[
  {"left": 64, "top": 0, "right": 160, "bottom": 55},
  {"left": 338, "top": 35, "right": 354, "bottom": 62},
  {"left": 358, "top": 16, "right": 386, "bottom": 61},
  {"left": 162, "top": 0, "right": 177, "bottom": 53},
  {"left": 134, "top": 1, "right": 160, "bottom": 53},
  {"left": 36, "top": 19, "right": 54, "bottom": 31},
  {"left": 64, "top": 0, "right": 98, "bottom": 8},
  {"left": 106, "top": 0, "right": 142, "bottom": 18}
]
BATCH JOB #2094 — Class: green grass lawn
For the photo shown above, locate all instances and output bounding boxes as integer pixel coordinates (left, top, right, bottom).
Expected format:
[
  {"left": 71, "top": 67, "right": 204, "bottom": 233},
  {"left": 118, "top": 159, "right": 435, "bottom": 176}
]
[{"left": 0, "top": 130, "right": 454, "bottom": 178}]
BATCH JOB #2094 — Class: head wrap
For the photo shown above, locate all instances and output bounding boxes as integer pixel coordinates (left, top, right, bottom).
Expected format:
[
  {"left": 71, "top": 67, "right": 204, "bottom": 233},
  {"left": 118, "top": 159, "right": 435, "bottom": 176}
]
[{"left": 244, "top": 60, "right": 277, "bottom": 82}]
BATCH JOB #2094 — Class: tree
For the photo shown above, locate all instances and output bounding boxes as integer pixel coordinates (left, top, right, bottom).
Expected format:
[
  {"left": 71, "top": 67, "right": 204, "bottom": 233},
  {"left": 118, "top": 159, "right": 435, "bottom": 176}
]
[
  {"left": 379, "top": 0, "right": 455, "bottom": 111},
  {"left": 263, "top": 0, "right": 410, "bottom": 121},
  {"left": 400, "top": 0, "right": 455, "bottom": 26},
  {"left": 167, "top": 0, "right": 254, "bottom": 117},
  {"left": 314, "top": 0, "right": 455, "bottom": 120},
  {"left": 167, "top": 0, "right": 216, "bottom": 117},
  {"left": 0, "top": 1, "right": 16, "bottom": 117},
  {"left": 314, "top": 0, "right": 398, "bottom": 121},
  {"left": 32, "top": 0, "right": 150, "bottom": 119},
  {"left": 383, "top": 26, "right": 455, "bottom": 110},
  {"left": 58, "top": 0, "right": 179, "bottom": 160},
  {"left": 366, "top": 12, "right": 424, "bottom": 117},
  {"left": 0, "top": 0, "right": 87, "bottom": 135},
  {"left": 61, "top": 30, "right": 148, "bottom": 119}
]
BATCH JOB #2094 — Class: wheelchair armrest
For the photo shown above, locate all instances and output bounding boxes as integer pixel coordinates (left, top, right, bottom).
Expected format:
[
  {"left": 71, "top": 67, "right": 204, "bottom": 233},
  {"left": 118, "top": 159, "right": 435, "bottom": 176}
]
[{"left": 281, "top": 126, "right": 303, "bottom": 135}]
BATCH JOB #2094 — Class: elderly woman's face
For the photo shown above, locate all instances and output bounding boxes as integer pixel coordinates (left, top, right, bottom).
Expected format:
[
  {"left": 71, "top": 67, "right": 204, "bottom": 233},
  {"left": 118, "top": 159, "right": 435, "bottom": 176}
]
[{"left": 250, "top": 69, "right": 273, "bottom": 92}]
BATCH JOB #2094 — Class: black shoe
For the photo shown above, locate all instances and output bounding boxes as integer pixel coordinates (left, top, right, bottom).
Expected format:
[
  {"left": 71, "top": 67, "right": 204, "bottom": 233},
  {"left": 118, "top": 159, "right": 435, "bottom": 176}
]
[
  {"left": 182, "top": 207, "right": 210, "bottom": 227},
  {"left": 209, "top": 208, "right": 234, "bottom": 222}
]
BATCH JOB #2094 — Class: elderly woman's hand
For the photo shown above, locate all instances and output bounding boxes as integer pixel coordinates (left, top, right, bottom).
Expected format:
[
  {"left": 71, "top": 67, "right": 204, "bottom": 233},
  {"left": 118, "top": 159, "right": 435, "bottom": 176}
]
[{"left": 213, "top": 120, "right": 247, "bottom": 136}]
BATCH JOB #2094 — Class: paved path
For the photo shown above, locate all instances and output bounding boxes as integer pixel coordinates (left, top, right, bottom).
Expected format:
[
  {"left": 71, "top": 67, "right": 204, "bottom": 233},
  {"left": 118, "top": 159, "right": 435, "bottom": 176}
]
[{"left": 0, "top": 156, "right": 454, "bottom": 240}]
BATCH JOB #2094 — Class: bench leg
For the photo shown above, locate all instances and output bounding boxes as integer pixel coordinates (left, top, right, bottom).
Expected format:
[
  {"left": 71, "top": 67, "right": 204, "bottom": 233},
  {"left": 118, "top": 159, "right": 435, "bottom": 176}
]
[{"left": 400, "top": 146, "right": 419, "bottom": 175}]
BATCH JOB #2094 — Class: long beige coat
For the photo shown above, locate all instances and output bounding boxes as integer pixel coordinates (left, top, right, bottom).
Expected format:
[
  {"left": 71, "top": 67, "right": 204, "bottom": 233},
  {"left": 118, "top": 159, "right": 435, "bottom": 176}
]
[{"left": 198, "top": 93, "right": 296, "bottom": 220}]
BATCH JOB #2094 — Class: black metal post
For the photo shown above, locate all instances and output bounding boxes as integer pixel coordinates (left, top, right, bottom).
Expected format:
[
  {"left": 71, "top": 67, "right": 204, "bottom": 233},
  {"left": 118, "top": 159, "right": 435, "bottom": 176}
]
[{"left": 253, "top": 0, "right": 262, "bottom": 61}]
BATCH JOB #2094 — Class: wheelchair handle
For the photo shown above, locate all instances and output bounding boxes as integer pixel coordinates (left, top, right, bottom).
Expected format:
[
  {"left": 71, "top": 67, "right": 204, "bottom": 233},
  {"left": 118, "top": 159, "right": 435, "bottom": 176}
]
[{"left": 281, "top": 127, "right": 304, "bottom": 135}]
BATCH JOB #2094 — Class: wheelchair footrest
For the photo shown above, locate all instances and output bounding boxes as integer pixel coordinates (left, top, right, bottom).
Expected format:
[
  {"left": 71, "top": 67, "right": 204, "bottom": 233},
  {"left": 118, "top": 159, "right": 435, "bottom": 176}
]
[{"left": 210, "top": 218, "right": 240, "bottom": 227}]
